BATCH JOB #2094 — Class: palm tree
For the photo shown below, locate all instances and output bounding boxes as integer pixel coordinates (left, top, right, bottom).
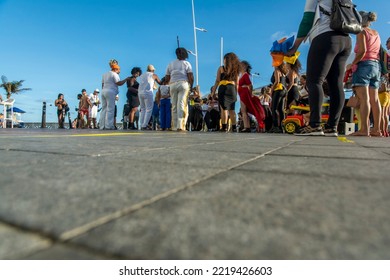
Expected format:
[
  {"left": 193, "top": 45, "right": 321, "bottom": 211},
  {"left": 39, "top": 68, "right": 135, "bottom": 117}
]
[{"left": 0, "top": 75, "right": 31, "bottom": 99}]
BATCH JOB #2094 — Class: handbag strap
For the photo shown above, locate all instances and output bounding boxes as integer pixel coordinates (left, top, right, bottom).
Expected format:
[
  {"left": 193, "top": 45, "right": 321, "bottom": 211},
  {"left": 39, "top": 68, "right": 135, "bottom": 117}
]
[{"left": 319, "top": 5, "right": 331, "bottom": 16}]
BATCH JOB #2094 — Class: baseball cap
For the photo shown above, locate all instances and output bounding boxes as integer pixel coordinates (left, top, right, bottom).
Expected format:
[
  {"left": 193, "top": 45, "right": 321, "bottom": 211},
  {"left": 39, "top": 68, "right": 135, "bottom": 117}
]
[{"left": 147, "top": 64, "right": 155, "bottom": 71}]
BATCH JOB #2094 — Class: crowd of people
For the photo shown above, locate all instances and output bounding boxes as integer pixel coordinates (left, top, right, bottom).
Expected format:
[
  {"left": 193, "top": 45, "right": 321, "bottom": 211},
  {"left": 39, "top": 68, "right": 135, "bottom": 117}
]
[
  {"left": 53, "top": 51, "right": 311, "bottom": 133},
  {"left": 53, "top": 1, "right": 390, "bottom": 137}
]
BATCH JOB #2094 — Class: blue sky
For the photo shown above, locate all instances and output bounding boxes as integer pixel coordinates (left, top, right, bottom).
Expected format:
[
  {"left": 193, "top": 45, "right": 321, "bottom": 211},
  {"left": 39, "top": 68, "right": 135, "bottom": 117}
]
[{"left": 1, "top": 0, "right": 389, "bottom": 123}]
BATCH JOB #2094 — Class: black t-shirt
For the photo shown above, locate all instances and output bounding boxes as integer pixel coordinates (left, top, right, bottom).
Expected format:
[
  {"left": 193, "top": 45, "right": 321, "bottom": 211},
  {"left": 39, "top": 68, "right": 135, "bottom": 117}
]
[{"left": 127, "top": 76, "right": 139, "bottom": 95}]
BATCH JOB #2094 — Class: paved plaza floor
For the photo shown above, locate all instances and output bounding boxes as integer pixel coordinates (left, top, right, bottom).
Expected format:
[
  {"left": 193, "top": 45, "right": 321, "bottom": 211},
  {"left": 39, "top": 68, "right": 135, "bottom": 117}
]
[{"left": 0, "top": 129, "right": 389, "bottom": 259}]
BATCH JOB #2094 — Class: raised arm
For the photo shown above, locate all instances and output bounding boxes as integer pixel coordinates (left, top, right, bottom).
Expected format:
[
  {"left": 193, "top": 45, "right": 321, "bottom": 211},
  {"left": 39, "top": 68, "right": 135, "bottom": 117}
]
[{"left": 287, "top": 0, "right": 316, "bottom": 56}]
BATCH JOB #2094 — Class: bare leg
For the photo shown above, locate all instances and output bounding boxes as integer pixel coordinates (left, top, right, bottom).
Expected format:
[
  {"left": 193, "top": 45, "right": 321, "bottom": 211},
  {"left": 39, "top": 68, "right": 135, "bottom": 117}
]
[
  {"left": 368, "top": 87, "right": 382, "bottom": 136},
  {"left": 351, "top": 86, "right": 370, "bottom": 136},
  {"left": 240, "top": 102, "right": 250, "bottom": 129},
  {"left": 87, "top": 113, "right": 91, "bottom": 129},
  {"left": 382, "top": 104, "right": 389, "bottom": 136},
  {"left": 129, "top": 107, "right": 137, "bottom": 123},
  {"left": 228, "top": 110, "right": 236, "bottom": 125}
]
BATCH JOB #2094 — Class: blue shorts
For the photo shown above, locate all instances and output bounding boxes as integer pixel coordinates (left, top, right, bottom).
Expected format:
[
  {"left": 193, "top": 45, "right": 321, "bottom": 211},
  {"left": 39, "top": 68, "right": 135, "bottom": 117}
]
[{"left": 352, "top": 60, "right": 381, "bottom": 89}]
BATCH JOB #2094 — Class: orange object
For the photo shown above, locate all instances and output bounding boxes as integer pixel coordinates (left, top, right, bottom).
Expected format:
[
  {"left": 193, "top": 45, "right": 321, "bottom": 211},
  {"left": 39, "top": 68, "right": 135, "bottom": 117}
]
[{"left": 271, "top": 52, "right": 284, "bottom": 67}]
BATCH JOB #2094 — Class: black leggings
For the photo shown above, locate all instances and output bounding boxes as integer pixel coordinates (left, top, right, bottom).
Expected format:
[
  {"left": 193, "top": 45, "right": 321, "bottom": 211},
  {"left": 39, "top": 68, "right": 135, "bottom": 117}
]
[
  {"left": 287, "top": 85, "right": 300, "bottom": 108},
  {"left": 306, "top": 31, "right": 352, "bottom": 128},
  {"left": 271, "top": 89, "right": 286, "bottom": 127}
]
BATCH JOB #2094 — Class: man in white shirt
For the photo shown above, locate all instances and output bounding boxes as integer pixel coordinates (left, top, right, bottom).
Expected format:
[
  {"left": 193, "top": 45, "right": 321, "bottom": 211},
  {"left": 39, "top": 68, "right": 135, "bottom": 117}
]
[{"left": 89, "top": 89, "right": 100, "bottom": 129}]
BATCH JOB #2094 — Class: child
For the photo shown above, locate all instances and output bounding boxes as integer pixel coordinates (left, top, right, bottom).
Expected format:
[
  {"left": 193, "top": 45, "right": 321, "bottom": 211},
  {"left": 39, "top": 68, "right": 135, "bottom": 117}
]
[
  {"left": 156, "top": 77, "right": 171, "bottom": 131},
  {"left": 152, "top": 99, "right": 160, "bottom": 130}
]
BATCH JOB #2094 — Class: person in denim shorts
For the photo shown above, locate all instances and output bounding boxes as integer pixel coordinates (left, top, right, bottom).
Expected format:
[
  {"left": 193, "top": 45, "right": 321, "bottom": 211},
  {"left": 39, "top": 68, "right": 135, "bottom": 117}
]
[{"left": 348, "top": 11, "right": 382, "bottom": 137}]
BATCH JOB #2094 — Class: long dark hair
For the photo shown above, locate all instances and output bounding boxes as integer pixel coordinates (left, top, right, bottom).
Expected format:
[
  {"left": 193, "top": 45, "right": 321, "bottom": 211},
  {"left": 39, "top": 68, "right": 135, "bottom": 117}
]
[
  {"left": 276, "top": 62, "right": 289, "bottom": 75},
  {"left": 224, "top": 52, "right": 241, "bottom": 81},
  {"left": 288, "top": 59, "right": 302, "bottom": 74},
  {"left": 241, "top": 60, "right": 252, "bottom": 74}
]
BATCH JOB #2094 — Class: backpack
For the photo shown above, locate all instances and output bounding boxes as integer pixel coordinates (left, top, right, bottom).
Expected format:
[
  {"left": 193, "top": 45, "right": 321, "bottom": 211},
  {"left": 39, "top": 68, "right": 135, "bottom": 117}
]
[
  {"left": 379, "top": 46, "right": 389, "bottom": 75},
  {"left": 320, "top": 0, "right": 362, "bottom": 35}
]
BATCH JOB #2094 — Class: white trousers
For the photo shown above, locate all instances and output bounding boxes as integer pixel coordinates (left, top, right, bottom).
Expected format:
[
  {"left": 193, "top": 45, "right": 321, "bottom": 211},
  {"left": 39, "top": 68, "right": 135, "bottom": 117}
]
[
  {"left": 170, "top": 81, "right": 190, "bottom": 130},
  {"left": 90, "top": 105, "right": 98, "bottom": 119},
  {"left": 139, "top": 93, "right": 154, "bottom": 128},
  {"left": 99, "top": 90, "right": 116, "bottom": 129}
]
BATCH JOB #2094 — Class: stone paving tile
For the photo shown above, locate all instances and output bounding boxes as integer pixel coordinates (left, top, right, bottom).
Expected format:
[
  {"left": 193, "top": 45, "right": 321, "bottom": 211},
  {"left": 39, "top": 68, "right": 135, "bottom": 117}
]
[
  {"left": 25, "top": 244, "right": 116, "bottom": 260},
  {"left": 235, "top": 155, "right": 390, "bottom": 180},
  {"left": 1, "top": 130, "right": 389, "bottom": 260},
  {"left": 296, "top": 136, "right": 390, "bottom": 147},
  {"left": 372, "top": 148, "right": 390, "bottom": 156},
  {"left": 349, "top": 137, "right": 390, "bottom": 148},
  {"left": 0, "top": 134, "right": 185, "bottom": 155},
  {"left": 69, "top": 170, "right": 390, "bottom": 260},
  {"left": 271, "top": 144, "right": 389, "bottom": 160},
  {"left": 0, "top": 150, "right": 225, "bottom": 236},
  {"left": 0, "top": 132, "right": 294, "bottom": 157},
  {"left": 193, "top": 139, "right": 301, "bottom": 154},
  {"left": 113, "top": 148, "right": 261, "bottom": 168},
  {"left": 0, "top": 222, "right": 51, "bottom": 259},
  {"left": 286, "top": 137, "right": 344, "bottom": 146}
]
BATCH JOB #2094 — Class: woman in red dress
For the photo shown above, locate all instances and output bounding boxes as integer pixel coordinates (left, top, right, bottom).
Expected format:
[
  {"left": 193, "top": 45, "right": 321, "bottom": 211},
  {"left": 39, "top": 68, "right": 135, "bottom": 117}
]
[{"left": 238, "top": 61, "right": 265, "bottom": 132}]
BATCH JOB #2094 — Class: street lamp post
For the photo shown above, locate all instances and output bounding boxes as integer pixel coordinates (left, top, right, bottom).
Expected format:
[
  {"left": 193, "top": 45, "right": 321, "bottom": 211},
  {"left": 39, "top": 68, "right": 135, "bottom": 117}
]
[
  {"left": 220, "top": 37, "right": 224, "bottom": 66},
  {"left": 191, "top": 0, "right": 207, "bottom": 86}
]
